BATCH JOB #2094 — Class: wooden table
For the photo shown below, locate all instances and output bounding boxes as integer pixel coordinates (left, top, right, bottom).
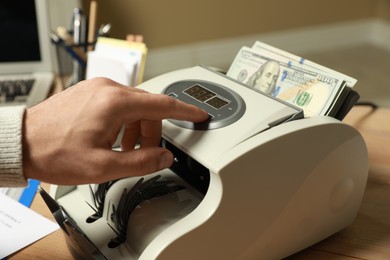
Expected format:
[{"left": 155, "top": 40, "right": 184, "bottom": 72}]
[{"left": 9, "top": 105, "right": 390, "bottom": 259}]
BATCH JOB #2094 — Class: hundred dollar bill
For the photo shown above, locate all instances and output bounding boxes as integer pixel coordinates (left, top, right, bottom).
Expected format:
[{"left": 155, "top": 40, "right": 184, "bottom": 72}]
[
  {"left": 226, "top": 46, "right": 347, "bottom": 117},
  {"left": 251, "top": 41, "right": 357, "bottom": 116},
  {"left": 251, "top": 41, "right": 357, "bottom": 88}
]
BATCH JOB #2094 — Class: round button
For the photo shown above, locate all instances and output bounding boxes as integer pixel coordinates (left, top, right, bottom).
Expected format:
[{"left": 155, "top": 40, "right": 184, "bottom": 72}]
[{"left": 163, "top": 80, "right": 245, "bottom": 130}]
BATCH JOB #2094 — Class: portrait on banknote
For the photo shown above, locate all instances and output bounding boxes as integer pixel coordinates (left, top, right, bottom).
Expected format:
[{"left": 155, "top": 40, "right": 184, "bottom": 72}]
[{"left": 246, "top": 60, "right": 280, "bottom": 95}]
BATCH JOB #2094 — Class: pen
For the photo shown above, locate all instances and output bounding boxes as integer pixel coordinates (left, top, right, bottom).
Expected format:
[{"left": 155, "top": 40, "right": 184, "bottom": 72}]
[
  {"left": 88, "top": 0, "right": 98, "bottom": 51},
  {"left": 56, "top": 27, "right": 87, "bottom": 62},
  {"left": 54, "top": 28, "right": 87, "bottom": 67},
  {"left": 73, "top": 8, "right": 84, "bottom": 83},
  {"left": 73, "top": 8, "right": 82, "bottom": 45},
  {"left": 50, "top": 32, "right": 87, "bottom": 68}
]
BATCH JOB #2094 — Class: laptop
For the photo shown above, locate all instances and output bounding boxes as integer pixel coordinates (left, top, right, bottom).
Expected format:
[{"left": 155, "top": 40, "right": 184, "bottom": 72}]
[{"left": 0, "top": 0, "right": 54, "bottom": 108}]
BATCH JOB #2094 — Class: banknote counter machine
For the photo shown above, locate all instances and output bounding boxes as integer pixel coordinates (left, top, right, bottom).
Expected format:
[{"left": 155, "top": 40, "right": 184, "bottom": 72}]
[{"left": 42, "top": 66, "right": 369, "bottom": 259}]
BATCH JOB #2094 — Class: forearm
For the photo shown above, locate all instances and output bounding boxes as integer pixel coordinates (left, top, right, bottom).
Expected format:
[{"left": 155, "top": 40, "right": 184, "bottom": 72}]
[{"left": 0, "top": 106, "right": 28, "bottom": 187}]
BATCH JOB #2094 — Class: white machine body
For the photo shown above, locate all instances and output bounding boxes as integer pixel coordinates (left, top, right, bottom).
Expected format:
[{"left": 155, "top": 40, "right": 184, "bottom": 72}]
[{"left": 50, "top": 66, "right": 368, "bottom": 259}]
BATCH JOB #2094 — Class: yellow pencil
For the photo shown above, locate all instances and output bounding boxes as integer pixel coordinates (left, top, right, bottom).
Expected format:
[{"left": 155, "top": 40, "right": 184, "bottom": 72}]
[{"left": 88, "top": 0, "right": 98, "bottom": 51}]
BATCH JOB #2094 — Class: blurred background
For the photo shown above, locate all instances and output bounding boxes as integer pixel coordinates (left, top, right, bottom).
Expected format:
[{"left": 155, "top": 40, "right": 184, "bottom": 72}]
[{"left": 51, "top": 0, "right": 390, "bottom": 107}]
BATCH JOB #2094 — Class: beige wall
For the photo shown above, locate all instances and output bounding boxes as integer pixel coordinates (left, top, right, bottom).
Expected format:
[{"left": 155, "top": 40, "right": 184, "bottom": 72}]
[
  {"left": 377, "top": 0, "right": 390, "bottom": 19},
  {"left": 82, "top": 0, "right": 387, "bottom": 49}
]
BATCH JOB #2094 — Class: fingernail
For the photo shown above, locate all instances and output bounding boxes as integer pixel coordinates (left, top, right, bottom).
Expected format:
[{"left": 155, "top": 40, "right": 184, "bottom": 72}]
[{"left": 160, "top": 151, "right": 173, "bottom": 169}]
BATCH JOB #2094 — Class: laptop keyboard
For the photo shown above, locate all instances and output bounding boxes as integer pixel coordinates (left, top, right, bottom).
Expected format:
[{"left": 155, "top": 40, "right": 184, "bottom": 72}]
[{"left": 0, "top": 79, "right": 35, "bottom": 104}]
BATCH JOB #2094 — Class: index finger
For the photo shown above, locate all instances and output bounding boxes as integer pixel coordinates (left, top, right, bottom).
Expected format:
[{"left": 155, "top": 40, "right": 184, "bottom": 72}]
[{"left": 121, "top": 90, "right": 209, "bottom": 123}]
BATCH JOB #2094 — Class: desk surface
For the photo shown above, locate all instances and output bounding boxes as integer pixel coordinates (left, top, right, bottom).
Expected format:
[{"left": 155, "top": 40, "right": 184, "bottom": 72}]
[{"left": 9, "top": 105, "right": 390, "bottom": 259}]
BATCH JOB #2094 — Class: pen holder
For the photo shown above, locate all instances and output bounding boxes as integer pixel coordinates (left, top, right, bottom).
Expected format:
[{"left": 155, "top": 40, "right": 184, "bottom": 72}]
[{"left": 51, "top": 32, "right": 95, "bottom": 88}]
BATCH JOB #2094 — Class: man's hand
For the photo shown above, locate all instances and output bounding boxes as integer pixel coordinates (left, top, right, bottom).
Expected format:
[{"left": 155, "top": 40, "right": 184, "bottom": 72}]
[{"left": 22, "top": 77, "right": 208, "bottom": 185}]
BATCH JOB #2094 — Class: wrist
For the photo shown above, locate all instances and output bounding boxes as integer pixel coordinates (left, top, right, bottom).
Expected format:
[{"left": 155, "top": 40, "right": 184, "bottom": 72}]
[{"left": 22, "top": 109, "right": 41, "bottom": 181}]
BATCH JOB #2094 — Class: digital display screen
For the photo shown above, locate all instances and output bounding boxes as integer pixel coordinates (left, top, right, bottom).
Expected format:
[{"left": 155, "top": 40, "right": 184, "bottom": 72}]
[
  {"left": 206, "top": 96, "right": 229, "bottom": 109},
  {"left": 183, "top": 84, "right": 230, "bottom": 109},
  {"left": 184, "top": 84, "right": 216, "bottom": 102},
  {"left": 165, "top": 80, "right": 246, "bottom": 129}
]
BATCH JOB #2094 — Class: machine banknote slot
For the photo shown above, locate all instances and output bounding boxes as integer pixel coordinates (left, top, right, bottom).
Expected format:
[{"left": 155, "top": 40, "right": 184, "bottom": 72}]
[
  {"left": 85, "top": 180, "right": 118, "bottom": 224},
  {"left": 105, "top": 175, "right": 186, "bottom": 248},
  {"left": 162, "top": 139, "right": 210, "bottom": 195}
]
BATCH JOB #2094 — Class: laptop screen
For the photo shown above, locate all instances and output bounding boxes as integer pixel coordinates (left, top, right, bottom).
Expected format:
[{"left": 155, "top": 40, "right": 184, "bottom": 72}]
[
  {"left": 0, "top": 0, "right": 52, "bottom": 75},
  {"left": 0, "top": 1, "right": 41, "bottom": 63}
]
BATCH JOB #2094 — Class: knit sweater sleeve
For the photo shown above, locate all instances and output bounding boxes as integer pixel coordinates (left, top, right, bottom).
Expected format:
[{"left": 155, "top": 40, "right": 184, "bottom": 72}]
[{"left": 0, "top": 106, "right": 28, "bottom": 187}]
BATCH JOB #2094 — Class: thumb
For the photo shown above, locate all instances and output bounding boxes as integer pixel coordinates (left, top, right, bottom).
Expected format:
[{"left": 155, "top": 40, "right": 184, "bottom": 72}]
[{"left": 103, "top": 148, "right": 174, "bottom": 181}]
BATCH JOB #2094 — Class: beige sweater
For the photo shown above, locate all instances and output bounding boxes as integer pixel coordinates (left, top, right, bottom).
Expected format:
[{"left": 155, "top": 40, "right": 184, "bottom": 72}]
[{"left": 0, "top": 106, "right": 28, "bottom": 187}]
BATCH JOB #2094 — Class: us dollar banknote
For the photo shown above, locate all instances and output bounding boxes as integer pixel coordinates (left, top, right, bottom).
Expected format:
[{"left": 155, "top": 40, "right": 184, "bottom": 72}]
[
  {"left": 226, "top": 46, "right": 348, "bottom": 117},
  {"left": 251, "top": 41, "right": 357, "bottom": 88}
]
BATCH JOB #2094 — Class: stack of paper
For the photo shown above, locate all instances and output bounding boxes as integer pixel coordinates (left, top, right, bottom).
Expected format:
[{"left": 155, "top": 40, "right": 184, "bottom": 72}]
[
  {"left": 0, "top": 193, "right": 59, "bottom": 258},
  {"left": 86, "top": 37, "right": 148, "bottom": 86},
  {"left": 227, "top": 41, "right": 357, "bottom": 118}
]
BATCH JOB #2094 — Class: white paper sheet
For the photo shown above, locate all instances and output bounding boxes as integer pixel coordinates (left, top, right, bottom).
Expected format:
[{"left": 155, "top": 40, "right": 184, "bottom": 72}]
[
  {"left": 0, "top": 193, "right": 59, "bottom": 258},
  {"left": 86, "top": 51, "right": 136, "bottom": 86}
]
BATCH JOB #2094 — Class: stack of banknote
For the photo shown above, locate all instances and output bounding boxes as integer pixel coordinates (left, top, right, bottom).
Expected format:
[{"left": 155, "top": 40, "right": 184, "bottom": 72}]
[{"left": 226, "top": 41, "right": 357, "bottom": 117}]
